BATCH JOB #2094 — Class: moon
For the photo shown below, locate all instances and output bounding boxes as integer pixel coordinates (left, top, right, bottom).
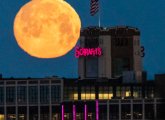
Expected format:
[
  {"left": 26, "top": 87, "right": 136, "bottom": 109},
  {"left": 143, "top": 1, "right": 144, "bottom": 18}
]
[{"left": 14, "top": 0, "right": 81, "bottom": 58}]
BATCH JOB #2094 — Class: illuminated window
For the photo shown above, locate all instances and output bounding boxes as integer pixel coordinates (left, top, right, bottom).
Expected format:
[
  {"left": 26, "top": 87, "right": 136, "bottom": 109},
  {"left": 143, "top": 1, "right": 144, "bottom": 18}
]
[
  {"left": 133, "top": 87, "right": 142, "bottom": 98},
  {"left": 73, "top": 94, "right": 78, "bottom": 100},
  {"left": 81, "top": 93, "right": 95, "bottom": 100},
  {"left": 86, "top": 94, "right": 91, "bottom": 100},
  {"left": 81, "top": 94, "right": 86, "bottom": 100},
  {"left": 145, "top": 87, "right": 154, "bottom": 98},
  {"left": 74, "top": 87, "right": 78, "bottom": 100},
  {"left": 98, "top": 87, "right": 113, "bottom": 100},
  {"left": 90, "top": 94, "right": 96, "bottom": 100},
  {"left": 64, "top": 87, "right": 77, "bottom": 100},
  {"left": 0, "top": 114, "right": 4, "bottom": 120},
  {"left": 81, "top": 87, "right": 95, "bottom": 100},
  {"left": 121, "top": 87, "right": 131, "bottom": 98},
  {"left": 103, "top": 94, "right": 108, "bottom": 99}
]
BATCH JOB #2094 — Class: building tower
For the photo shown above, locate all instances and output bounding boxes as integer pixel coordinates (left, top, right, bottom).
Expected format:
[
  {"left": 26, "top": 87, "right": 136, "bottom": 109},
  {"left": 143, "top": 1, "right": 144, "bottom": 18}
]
[{"left": 77, "top": 26, "right": 143, "bottom": 82}]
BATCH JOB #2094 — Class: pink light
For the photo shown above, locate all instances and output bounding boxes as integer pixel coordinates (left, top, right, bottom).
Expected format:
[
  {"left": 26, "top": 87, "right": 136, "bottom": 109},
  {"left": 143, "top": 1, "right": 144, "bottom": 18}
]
[
  {"left": 62, "top": 105, "right": 64, "bottom": 120},
  {"left": 84, "top": 104, "right": 87, "bottom": 120},
  {"left": 75, "top": 46, "right": 102, "bottom": 58},
  {"left": 96, "top": 100, "right": 99, "bottom": 120},
  {"left": 73, "top": 104, "right": 76, "bottom": 120}
]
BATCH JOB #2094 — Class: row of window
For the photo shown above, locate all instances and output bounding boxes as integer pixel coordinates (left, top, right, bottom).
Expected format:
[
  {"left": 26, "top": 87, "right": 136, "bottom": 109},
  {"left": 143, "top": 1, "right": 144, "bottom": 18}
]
[
  {"left": 0, "top": 85, "right": 61, "bottom": 104},
  {"left": 62, "top": 104, "right": 160, "bottom": 120},
  {"left": 0, "top": 85, "right": 154, "bottom": 103},
  {"left": 0, "top": 103, "right": 164, "bottom": 120},
  {"left": 0, "top": 106, "right": 61, "bottom": 120},
  {"left": 64, "top": 86, "right": 154, "bottom": 100},
  {"left": 113, "top": 38, "right": 130, "bottom": 47}
]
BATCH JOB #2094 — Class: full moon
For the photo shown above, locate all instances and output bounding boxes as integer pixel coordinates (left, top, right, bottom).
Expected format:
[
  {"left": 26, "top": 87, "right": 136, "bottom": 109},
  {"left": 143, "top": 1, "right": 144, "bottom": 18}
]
[{"left": 14, "top": 0, "right": 81, "bottom": 58}]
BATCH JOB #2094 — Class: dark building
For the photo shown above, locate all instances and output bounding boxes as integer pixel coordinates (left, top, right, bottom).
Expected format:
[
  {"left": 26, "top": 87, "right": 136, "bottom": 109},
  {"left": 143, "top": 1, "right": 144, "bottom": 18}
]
[
  {"left": 62, "top": 77, "right": 162, "bottom": 120},
  {"left": 0, "top": 77, "right": 63, "bottom": 120},
  {"left": 155, "top": 74, "right": 165, "bottom": 98}
]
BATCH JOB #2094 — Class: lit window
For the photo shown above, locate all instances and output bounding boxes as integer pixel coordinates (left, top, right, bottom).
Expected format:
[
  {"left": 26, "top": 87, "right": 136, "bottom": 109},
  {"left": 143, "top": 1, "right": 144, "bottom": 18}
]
[
  {"left": 91, "top": 93, "right": 95, "bottom": 99},
  {"left": 99, "top": 87, "right": 113, "bottom": 100},
  {"left": 99, "top": 94, "right": 103, "bottom": 99},
  {"left": 74, "top": 94, "right": 78, "bottom": 100},
  {"left": 121, "top": 87, "right": 131, "bottom": 98},
  {"left": 81, "top": 94, "right": 86, "bottom": 100},
  {"left": 0, "top": 114, "right": 4, "bottom": 120},
  {"left": 133, "top": 87, "right": 142, "bottom": 98},
  {"left": 81, "top": 87, "right": 95, "bottom": 100},
  {"left": 64, "top": 87, "right": 77, "bottom": 101}
]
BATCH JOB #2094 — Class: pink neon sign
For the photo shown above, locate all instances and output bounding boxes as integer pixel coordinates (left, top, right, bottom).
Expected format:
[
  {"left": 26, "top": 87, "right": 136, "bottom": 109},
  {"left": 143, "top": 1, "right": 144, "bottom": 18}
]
[{"left": 75, "top": 46, "right": 102, "bottom": 58}]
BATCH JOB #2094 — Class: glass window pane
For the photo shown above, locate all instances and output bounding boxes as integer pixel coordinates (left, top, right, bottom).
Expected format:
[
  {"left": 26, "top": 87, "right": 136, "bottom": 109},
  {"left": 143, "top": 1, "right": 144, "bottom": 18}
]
[
  {"left": 6, "top": 87, "right": 15, "bottom": 104},
  {"left": 40, "top": 86, "right": 49, "bottom": 104},
  {"left": 29, "top": 86, "right": 38, "bottom": 104},
  {"left": 51, "top": 85, "right": 61, "bottom": 103},
  {"left": 0, "top": 87, "right": 4, "bottom": 104},
  {"left": 17, "top": 86, "right": 27, "bottom": 103}
]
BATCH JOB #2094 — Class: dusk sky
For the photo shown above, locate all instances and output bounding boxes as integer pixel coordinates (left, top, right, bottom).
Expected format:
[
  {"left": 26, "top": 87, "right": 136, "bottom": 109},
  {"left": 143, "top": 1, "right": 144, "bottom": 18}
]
[{"left": 0, "top": 0, "right": 165, "bottom": 79}]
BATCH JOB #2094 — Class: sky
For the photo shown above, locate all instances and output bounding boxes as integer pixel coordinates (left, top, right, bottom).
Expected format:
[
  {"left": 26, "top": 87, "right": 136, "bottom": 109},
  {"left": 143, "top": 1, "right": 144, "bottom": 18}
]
[{"left": 0, "top": 0, "right": 165, "bottom": 79}]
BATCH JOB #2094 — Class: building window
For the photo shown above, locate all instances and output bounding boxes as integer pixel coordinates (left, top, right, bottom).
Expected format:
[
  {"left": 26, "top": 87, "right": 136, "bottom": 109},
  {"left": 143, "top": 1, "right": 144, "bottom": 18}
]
[
  {"left": 133, "top": 86, "right": 142, "bottom": 98},
  {"left": 40, "top": 86, "right": 49, "bottom": 104},
  {"left": 17, "top": 86, "right": 27, "bottom": 103},
  {"left": 6, "top": 87, "right": 15, "bottom": 104},
  {"left": 113, "top": 37, "right": 130, "bottom": 47},
  {"left": 64, "top": 87, "right": 77, "bottom": 101},
  {"left": 116, "top": 87, "right": 121, "bottom": 97},
  {"left": 0, "top": 87, "right": 4, "bottom": 104},
  {"left": 145, "top": 87, "right": 154, "bottom": 98},
  {"left": 112, "top": 58, "right": 130, "bottom": 77},
  {"left": 121, "top": 87, "right": 131, "bottom": 99},
  {"left": 133, "top": 104, "right": 142, "bottom": 119},
  {"left": 73, "top": 87, "right": 78, "bottom": 100},
  {"left": 29, "top": 86, "right": 38, "bottom": 104},
  {"left": 81, "top": 86, "right": 95, "bottom": 100},
  {"left": 85, "top": 57, "right": 98, "bottom": 78},
  {"left": 145, "top": 104, "right": 154, "bottom": 119},
  {"left": 51, "top": 85, "right": 61, "bottom": 103},
  {"left": 85, "top": 37, "right": 99, "bottom": 48},
  {"left": 109, "top": 105, "right": 119, "bottom": 119},
  {"left": 116, "top": 86, "right": 131, "bottom": 99},
  {"left": 121, "top": 104, "right": 131, "bottom": 119},
  {"left": 7, "top": 107, "right": 16, "bottom": 120},
  {"left": 98, "top": 87, "right": 113, "bottom": 100}
]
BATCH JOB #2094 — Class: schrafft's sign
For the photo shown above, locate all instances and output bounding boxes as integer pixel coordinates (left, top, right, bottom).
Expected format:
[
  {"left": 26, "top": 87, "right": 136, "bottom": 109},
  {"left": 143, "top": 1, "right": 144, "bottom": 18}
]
[{"left": 75, "top": 46, "right": 102, "bottom": 58}]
